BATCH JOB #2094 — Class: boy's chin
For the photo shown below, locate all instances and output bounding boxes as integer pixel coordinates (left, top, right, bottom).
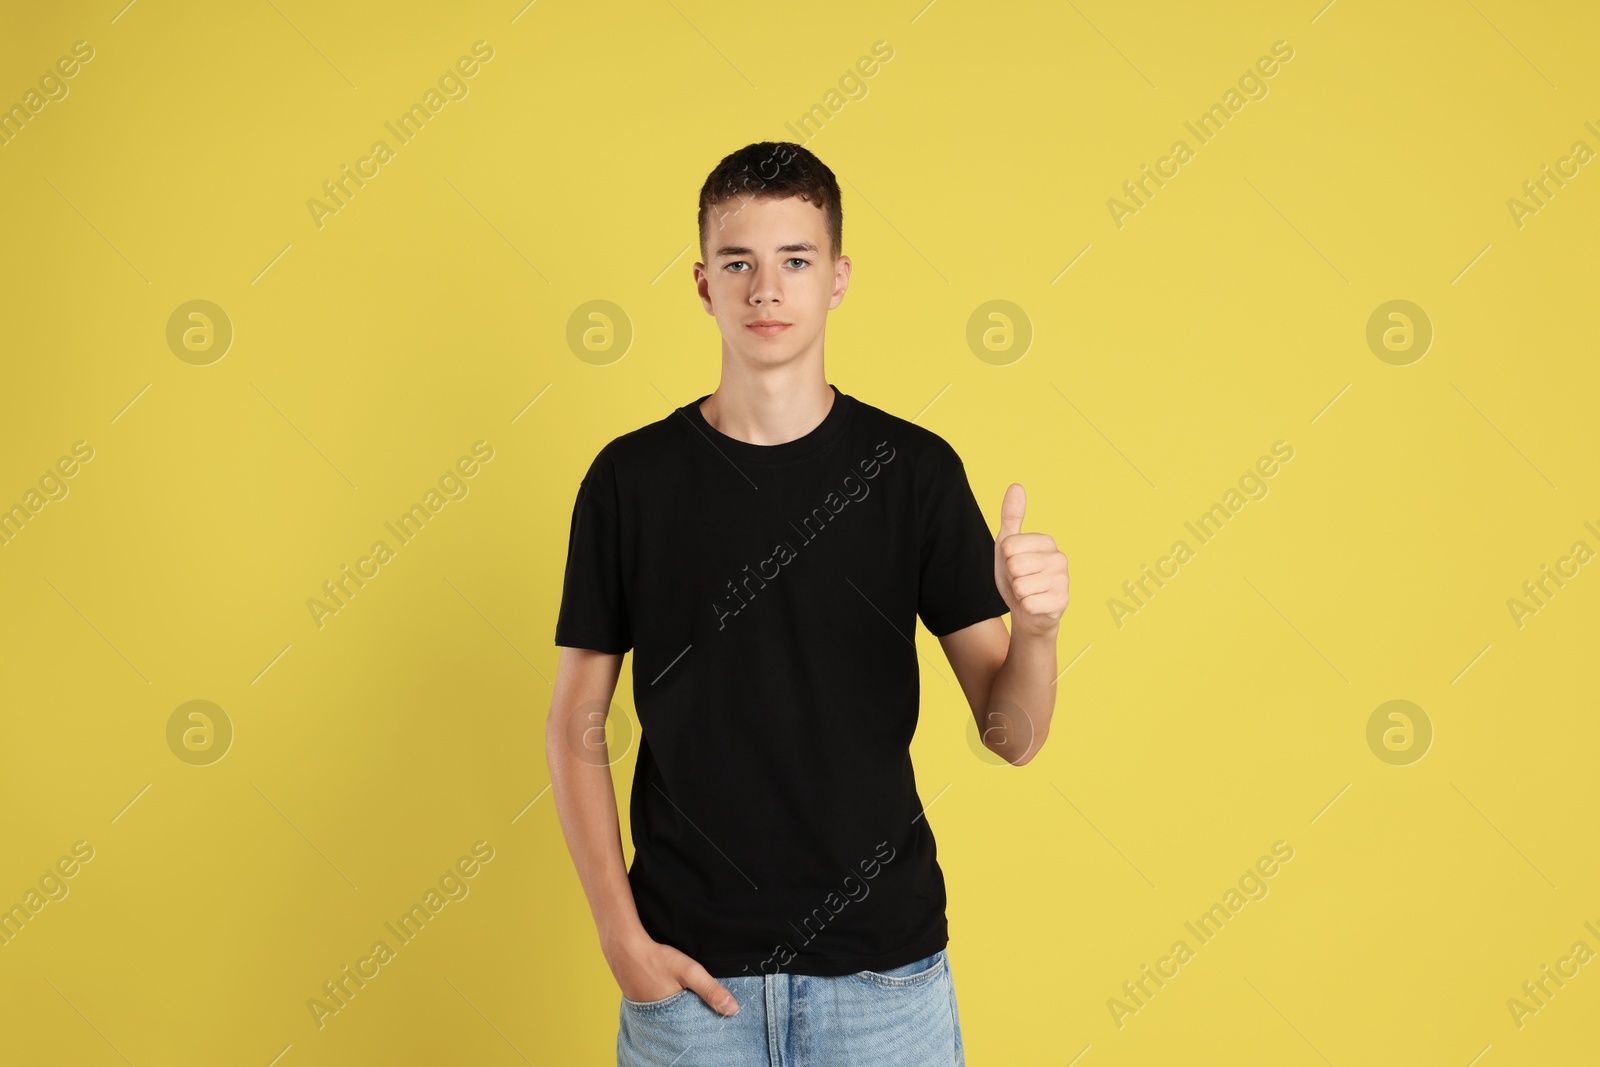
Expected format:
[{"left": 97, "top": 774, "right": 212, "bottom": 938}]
[{"left": 728, "top": 333, "right": 805, "bottom": 357}]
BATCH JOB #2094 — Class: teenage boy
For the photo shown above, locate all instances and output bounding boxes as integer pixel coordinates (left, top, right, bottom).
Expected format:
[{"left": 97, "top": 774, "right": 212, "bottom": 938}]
[{"left": 549, "top": 141, "right": 1069, "bottom": 1066}]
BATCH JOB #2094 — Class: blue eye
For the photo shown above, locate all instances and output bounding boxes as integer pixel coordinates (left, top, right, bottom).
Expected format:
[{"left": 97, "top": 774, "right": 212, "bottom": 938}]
[{"left": 724, "top": 258, "right": 810, "bottom": 272}]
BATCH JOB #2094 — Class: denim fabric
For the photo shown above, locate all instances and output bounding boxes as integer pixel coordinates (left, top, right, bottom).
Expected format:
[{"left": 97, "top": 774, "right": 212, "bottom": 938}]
[{"left": 617, "top": 949, "right": 964, "bottom": 1066}]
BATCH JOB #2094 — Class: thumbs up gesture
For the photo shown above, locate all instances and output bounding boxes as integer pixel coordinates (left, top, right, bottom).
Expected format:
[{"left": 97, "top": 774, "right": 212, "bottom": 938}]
[{"left": 995, "top": 483, "right": 1070, "bottom": 636}]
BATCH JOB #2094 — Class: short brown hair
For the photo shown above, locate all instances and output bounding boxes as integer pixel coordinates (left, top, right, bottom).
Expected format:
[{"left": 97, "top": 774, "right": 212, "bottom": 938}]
[{"left": 697, "top": 141, "right": 843, "bottom": 263}]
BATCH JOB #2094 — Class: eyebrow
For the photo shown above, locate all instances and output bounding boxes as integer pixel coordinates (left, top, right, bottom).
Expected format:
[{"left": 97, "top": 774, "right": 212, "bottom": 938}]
[{"left": 714, "top": 242, "right": 820, "bottom": 258}]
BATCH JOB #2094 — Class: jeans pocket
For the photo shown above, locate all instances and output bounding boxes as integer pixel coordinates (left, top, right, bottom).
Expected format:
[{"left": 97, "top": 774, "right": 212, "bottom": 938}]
[
  {"left": 621, "top": 987, "right": 693, "bottom": 1012},
  {"left": 851, "top": 949, "right": 947, "bottom": 988}
]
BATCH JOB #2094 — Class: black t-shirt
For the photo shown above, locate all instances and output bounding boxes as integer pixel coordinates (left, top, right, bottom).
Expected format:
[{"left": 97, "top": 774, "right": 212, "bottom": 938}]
[{"left": 553, "top": 382, "right": 1009, "bottom": 977}]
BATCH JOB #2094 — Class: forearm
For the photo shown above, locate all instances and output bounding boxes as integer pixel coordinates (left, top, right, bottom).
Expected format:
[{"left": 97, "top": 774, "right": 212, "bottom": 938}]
[
  {"left": 545, "top": 715, "right": 646, "bottom": 950},
  {"left": 985, "top": 623, "right": 1059, "bottom": 765}
]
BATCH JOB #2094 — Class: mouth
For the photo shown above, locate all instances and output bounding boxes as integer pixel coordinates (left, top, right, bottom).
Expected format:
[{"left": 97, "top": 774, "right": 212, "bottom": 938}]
[{"left": 746, "top": 321, "right": 791, "bottom": 336}]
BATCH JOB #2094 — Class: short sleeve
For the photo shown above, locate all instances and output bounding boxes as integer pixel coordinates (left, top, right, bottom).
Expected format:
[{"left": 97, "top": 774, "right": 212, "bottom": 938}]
[
  {"left": 553, "top": 450, "right": 632, "bottom": 654},
  {"left": 917, "top": 442, "right": 1010, "bottom": 637}
]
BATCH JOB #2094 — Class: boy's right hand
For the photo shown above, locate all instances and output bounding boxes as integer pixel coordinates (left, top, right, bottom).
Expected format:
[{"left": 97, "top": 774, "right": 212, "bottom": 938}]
[{"left": 605, "top": 929, "right": 740, "bottom": 1015}]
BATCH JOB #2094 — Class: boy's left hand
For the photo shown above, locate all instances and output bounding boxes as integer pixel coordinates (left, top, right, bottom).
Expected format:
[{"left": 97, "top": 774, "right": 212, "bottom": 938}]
[{"left": 995, "top": 483, "right": 1070, "bottom": 636}]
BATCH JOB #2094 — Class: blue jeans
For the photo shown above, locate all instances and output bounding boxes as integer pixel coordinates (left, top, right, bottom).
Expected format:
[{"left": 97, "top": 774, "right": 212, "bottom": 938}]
[{"left": 617, "top": 949, "right": 965, "bottom": 1065}]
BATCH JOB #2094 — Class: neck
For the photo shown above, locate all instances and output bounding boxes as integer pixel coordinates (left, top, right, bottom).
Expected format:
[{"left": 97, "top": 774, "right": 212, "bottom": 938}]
[{"left": 699, "top": 367, "right": 834, "bottom": 446}]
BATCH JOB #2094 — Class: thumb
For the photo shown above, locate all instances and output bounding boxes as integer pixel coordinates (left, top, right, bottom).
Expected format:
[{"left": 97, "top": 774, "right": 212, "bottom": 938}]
[
  {"left": 683, "top": 961, "right": 739, "bottom": 1015},
  {"left": 998, "top": 482, "right": 1026, "bottom": 542}
]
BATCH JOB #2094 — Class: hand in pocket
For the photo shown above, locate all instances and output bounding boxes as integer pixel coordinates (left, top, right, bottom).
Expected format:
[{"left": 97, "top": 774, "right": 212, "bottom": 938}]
[{"left": 607, "top": 930, "right": 740, "bottom": 1014}]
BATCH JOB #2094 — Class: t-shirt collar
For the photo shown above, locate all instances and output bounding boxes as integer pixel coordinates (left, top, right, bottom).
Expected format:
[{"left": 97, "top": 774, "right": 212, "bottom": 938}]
[{"left": 677, "top": 383, "right": 854, "bottom": 466}]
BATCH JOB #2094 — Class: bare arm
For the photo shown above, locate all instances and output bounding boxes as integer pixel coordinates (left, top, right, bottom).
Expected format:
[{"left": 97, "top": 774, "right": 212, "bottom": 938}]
[
  {"left": 546, "top": 646, "right": 740, "bottom": 1014},
  {"left": 545, "top": 647, "right": 640, "bottom": 948},
  {"left": 936, "top": 482, "right": 1071, "bottom": 766},
  {"left": 939, "top": 617, "right": 1057, "bottom": 766}
]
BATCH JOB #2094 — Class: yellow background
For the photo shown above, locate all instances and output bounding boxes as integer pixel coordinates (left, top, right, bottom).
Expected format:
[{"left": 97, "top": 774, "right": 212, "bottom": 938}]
[{"left": 2, "top": 0, "right": 1596, "bottom": 1063}]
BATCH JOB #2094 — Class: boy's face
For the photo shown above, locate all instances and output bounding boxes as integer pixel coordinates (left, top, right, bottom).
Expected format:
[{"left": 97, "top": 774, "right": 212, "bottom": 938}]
[{"left": 695, "top": 194, "right": 850, "bottom": 369}]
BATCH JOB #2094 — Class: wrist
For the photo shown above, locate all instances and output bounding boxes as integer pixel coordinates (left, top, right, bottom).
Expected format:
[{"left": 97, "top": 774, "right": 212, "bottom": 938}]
[
  {"left": 1012, "top": 616, "right": 1061, "bottom": 642},
  {"left": 599, "top": 918, "right": 651, "bottom": 958}
]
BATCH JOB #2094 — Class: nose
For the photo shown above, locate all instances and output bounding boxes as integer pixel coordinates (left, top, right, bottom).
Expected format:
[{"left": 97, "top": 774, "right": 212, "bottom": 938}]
[{"left": 748, "top": 270, "right": 781, "bottom": 307}]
